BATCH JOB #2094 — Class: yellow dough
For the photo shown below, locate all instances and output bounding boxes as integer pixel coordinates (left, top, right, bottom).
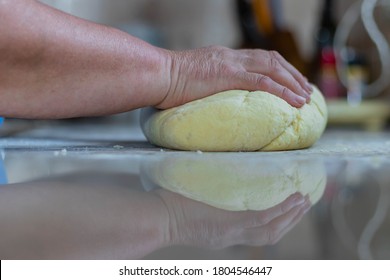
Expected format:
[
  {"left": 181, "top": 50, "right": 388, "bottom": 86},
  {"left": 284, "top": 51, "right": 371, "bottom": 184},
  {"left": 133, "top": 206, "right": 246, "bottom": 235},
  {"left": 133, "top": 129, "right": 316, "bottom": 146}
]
[
  {"left": 143, "top": 154, "right": 327, "bottom": 211},
  {"left": 141, "top": 87, "right": 328, "bottom": 151}
]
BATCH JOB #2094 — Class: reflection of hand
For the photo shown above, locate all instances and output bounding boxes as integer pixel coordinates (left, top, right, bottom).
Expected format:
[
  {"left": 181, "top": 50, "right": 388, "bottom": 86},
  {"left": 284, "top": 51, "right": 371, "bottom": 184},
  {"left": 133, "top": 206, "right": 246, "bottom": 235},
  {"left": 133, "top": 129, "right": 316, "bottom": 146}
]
[
  {"left": 157, "top": 190, "right": 311, "bottom": 249},
  {"left": 157, "top": 46, "right": 312, "bottom": 109}
]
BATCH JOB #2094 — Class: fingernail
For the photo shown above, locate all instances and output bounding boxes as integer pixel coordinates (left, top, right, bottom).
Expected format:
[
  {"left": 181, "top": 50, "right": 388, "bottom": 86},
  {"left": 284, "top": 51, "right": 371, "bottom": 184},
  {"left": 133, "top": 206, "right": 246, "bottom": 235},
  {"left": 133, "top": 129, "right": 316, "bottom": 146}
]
[
  {"left": 305, "top": 94, "right": 311, "bottom": 103},
  {"left": 296, "top": 95, "right": 306, "bottom": 105},
  {"left": 302, "top": 198, "right": 312, "bottom": 213},
  {"left": 305, "top": 82, "right": 314, "bottom": 93},
  {"left": 292, "top": 193, "right": 305, "bottom": 206},
  {"left": 303, "top": 203, "right": 311, "bottom": 214}
]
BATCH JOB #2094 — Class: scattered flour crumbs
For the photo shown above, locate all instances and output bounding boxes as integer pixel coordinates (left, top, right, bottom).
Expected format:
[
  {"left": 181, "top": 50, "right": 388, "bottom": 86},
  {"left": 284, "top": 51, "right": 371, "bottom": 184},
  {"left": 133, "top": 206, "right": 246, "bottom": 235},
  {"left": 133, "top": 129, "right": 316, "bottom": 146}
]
[
  {"left": 113, "top": 145, "right": 124, "bottom": 150},
  {"left": 54, "top": 148, "right": 67, "bottom": 156}
]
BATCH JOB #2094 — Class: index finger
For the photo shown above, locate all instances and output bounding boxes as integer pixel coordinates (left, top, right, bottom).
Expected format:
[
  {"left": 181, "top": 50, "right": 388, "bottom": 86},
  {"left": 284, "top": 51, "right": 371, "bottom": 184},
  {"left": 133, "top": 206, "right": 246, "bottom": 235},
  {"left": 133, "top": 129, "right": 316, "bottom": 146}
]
[
  {"left": 238, "top": 192, "right": 306, "bottom": 228},
  {"left": 270, "top": 51, "right": 313, "bottom": 93}
]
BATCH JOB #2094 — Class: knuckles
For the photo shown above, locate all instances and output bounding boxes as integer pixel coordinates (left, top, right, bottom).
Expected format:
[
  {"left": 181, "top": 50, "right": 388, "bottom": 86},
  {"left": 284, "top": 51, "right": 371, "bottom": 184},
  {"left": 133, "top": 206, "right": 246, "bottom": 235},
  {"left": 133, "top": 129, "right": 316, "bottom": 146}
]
[
  {"left": 255, "top": 75, "right": 272, "bottom": 89},
  {"left": 269, "top": 50, "right": 282, "bottom": 61}
]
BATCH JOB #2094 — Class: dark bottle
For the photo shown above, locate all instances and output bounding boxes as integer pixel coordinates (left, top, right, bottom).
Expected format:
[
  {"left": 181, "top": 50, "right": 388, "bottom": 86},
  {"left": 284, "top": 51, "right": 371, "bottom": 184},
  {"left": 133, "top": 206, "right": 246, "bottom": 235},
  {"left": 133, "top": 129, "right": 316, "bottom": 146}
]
[
  {"left": 316, "top": 0, "right": 337, "bottom": 51},
  {"left": 313, "top": 0, "right": 343, "bottom": 99}
]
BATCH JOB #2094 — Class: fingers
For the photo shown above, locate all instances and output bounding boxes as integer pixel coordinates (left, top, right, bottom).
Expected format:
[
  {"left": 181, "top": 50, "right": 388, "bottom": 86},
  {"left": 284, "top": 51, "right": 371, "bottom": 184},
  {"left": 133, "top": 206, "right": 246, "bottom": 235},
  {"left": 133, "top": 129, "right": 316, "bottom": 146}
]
[
  {"left": 239, "top": 192, "right": 306, "bottom": 228},
  {"left": 242, "top": 196, "right": 311, "bottom": 246},
  {"left": 268, "top": 51, "right": 313, "bottom": 94},
  {"left": 265, "top": 197, "right": 311, "bottom": 245},
  {"left": 240, "top": 50, "right": 312, "bottom": 107},
  {"left": 238, "top": 72, "right": 307, "bottom": 107}
]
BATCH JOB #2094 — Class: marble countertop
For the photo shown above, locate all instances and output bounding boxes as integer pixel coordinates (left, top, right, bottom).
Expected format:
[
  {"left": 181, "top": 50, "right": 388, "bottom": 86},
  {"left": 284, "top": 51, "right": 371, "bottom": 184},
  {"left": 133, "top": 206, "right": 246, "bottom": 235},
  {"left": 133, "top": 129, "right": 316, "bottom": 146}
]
[{"left": 0, "top": 120, "right": 389, "bottom": 260}]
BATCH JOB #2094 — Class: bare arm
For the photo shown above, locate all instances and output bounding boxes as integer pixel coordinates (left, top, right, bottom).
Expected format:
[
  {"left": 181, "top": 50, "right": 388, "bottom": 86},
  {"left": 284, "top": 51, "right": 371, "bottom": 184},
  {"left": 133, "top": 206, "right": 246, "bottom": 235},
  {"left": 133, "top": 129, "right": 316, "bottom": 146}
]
[
  {"left": 0, "top": 0, "right": 171, "bottom": 119},
  {"left": 0, "top": 0, "right": 312, "bottom": 120}
]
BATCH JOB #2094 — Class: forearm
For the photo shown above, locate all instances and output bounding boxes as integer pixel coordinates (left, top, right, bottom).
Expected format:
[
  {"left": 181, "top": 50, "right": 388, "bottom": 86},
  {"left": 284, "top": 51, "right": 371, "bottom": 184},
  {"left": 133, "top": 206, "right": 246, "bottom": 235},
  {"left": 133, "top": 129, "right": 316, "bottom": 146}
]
[
  {"left": 0, "top": 0, "right": 171, "bottom": 119},
  {"left": 0, "top": 174, "right": 170, "bottom": 259}
]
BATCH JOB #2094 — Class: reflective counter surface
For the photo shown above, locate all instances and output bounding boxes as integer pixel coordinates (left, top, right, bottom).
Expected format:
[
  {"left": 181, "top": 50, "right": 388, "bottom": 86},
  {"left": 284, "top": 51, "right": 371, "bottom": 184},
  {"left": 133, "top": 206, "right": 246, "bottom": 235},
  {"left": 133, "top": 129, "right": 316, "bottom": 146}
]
[{"left": 0, "top": 120, "right": 390, "bottom": 260}]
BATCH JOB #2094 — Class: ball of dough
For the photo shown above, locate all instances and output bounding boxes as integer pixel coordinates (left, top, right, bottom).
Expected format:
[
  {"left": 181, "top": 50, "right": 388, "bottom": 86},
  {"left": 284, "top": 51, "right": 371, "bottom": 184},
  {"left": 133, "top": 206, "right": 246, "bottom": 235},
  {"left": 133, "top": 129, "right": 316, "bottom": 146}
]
[
  {"left": 141, "top": 87, "right": 328, "bottom": 151},
  {"left": 143, "top": 154, "right": 326, "bottom": 211}
]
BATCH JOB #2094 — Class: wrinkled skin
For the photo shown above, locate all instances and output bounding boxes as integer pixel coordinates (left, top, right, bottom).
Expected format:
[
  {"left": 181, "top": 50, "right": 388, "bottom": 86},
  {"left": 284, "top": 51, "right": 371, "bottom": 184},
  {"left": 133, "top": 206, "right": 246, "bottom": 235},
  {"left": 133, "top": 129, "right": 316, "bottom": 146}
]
[{"left": 160, "top": 46, "right": 312, "bottom": 109}]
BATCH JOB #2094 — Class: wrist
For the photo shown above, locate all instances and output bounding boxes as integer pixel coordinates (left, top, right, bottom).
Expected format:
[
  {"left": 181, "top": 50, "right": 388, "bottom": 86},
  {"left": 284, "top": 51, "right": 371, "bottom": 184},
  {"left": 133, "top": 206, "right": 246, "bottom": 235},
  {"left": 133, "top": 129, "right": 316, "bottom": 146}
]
[
  {"left": 153, "top": 49, "right": 182, "bottom": 109},
  {"left": 149, "top": 48, "right": 174, "bottom": 108}
]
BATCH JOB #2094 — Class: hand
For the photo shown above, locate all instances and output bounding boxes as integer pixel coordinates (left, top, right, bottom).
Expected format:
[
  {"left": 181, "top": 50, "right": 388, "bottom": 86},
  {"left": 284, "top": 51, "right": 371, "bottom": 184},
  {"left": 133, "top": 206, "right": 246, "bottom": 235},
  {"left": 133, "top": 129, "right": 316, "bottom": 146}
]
[
  {"left": 157, "top": 190, "right": 311, "bottom": 249},
  {"left": 157, "top": 45, "right": 313, "bottom": 109}
]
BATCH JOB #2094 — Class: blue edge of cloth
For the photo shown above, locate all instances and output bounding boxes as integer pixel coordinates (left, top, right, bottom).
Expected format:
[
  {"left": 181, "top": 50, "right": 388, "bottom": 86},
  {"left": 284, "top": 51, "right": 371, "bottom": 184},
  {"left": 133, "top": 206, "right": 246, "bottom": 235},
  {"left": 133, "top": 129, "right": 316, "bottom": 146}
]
[{"left": 0, "top": 117, "right": 8, "bottom": 184}]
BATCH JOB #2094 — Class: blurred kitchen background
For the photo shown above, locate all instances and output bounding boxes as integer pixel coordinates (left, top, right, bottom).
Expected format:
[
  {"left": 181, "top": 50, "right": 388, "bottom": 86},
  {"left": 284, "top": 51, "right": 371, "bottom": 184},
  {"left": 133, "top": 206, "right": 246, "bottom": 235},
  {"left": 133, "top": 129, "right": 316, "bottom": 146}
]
[{"left": 30, "top": 0, "right": 390, "bottom": 132}]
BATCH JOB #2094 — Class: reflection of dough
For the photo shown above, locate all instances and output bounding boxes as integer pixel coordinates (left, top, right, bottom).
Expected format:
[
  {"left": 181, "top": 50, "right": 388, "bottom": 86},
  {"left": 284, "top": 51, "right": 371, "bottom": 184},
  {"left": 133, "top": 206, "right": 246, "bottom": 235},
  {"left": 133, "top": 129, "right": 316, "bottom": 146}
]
[
  {"left": 145, "top": 155, "right": 327, "bottom": 211},
  {"left": 141, "top": 87, "right": 328, "bottom": 151}
]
